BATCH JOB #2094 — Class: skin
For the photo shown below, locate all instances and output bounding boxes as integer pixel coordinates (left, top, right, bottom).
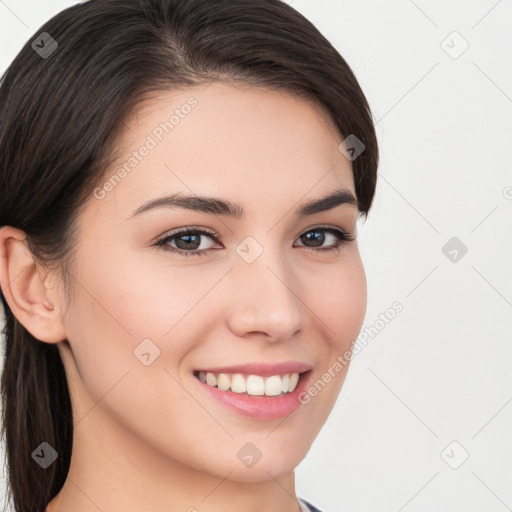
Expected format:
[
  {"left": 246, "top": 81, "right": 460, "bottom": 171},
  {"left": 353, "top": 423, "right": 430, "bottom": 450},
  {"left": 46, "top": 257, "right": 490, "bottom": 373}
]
[{"left": 0, "top": 82, "right": 367, "bottom": 512}]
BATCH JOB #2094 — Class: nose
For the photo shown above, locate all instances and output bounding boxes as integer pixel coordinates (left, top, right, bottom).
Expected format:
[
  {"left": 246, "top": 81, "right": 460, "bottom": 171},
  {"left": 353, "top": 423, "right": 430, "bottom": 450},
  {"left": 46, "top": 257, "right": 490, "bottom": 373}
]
[{"left": 225, "top": 245, "right": 305, "bottom": 342}]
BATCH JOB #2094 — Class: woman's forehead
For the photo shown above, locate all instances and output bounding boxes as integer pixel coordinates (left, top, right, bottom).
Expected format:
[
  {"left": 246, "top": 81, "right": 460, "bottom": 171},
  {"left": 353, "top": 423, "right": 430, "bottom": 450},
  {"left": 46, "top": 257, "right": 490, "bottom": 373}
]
[{"left": 85, "top": 83, "right": 355, "bottom": 219}]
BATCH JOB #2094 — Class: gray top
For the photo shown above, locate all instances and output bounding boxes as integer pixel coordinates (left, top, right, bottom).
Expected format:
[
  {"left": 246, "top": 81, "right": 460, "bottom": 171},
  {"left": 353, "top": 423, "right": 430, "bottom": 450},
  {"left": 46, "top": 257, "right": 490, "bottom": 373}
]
[{"left": 299, "top": 497, "right": 324, "bottom": 512}]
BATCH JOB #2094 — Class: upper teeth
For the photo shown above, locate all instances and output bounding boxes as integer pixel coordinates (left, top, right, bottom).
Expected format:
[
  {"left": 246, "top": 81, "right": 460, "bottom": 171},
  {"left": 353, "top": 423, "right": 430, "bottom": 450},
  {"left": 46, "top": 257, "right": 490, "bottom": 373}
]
[{"left": 197, "top": 371, "right": 300, "bottom": 396}]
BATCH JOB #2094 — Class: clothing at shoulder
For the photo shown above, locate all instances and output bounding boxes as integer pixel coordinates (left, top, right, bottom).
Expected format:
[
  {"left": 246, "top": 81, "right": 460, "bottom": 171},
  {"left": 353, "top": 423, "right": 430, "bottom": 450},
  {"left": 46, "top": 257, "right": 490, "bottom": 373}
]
[{"left": 298, "top": 497, "right": 325, "bottom": 512}]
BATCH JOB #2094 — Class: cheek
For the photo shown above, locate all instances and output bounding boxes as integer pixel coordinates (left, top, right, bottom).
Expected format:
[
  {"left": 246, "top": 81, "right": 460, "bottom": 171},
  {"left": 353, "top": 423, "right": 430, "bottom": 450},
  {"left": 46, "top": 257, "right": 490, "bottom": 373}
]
[
  {"left": 308, "top": 254, "right": 367, "bottom": 350},
  {"left": 61, "top": 248, "right": 166, "bottom": 379},
  {"left": 70, "top": 249, "right": 190, "bottom": 337},
  {"left": 61, "top": 257, "right": 208, "bottom": 458},
  {"left": 286, "top": 255, "right": 366, "bottom": 447},
  {"left": 63, "top": 247, "right": 220, "bottom": 395}
]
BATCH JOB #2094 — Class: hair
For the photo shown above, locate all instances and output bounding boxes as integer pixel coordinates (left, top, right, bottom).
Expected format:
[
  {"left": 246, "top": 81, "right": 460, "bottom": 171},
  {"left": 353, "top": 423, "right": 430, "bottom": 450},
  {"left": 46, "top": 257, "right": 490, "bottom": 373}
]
[{"left": 0, "top": 0, "right": 379, "bottom": 510}]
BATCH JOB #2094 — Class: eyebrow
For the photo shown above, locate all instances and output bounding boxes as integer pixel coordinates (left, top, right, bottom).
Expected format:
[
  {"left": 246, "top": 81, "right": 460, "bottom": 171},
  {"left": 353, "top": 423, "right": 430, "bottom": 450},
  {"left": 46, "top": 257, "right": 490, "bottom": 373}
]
[{"left": 127, "top": 187, "right": 358, "bottom": 220}]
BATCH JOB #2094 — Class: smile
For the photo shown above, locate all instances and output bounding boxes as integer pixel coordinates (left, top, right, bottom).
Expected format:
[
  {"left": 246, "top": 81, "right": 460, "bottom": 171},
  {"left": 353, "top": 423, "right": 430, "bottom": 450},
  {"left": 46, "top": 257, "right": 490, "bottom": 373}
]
[
  {"left": 193, "top": 370, "right": 302, "bottom": 396},
  {"left": 192, "top": 369, "right": 313, "bottom": 420}
]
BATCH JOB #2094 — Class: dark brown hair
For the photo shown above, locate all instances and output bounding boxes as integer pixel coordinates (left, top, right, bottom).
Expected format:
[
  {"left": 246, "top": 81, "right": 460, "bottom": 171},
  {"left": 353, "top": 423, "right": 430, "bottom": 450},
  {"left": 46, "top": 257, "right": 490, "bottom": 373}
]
[{"left": 0, "top": 0, "right": 379, "bottom": 510}]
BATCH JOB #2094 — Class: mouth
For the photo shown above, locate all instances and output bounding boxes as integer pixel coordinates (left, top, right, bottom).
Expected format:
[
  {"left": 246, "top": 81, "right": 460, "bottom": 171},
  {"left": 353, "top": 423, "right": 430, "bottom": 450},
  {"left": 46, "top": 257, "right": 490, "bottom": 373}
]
[
  {"left": 193, "top": 369, "right": 309, "bottom": 397},
  {"left": 192, "top": 369, "right": 313, "bottom": 420}
]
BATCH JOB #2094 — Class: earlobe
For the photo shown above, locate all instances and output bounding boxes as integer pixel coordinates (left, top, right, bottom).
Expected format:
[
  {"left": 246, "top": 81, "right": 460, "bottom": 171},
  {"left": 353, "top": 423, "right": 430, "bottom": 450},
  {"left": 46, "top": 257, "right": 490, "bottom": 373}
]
[{"left": 0, "top": 226, "right": 67, "bottom": 343}]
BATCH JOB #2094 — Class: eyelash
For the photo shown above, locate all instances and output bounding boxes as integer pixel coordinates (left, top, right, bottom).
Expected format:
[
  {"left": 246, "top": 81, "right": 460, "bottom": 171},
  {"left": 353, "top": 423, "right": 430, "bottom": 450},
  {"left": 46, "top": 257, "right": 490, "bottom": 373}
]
[{"left": 153, "top": 225, "right": 355, "bottom": 257}]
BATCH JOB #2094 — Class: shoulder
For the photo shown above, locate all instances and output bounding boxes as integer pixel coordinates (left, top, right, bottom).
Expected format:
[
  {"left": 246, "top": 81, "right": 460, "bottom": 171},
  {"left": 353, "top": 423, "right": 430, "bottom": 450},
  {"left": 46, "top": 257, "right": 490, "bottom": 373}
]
[{"left": 298, "top": 497, "right": 325, "bottom": 512}]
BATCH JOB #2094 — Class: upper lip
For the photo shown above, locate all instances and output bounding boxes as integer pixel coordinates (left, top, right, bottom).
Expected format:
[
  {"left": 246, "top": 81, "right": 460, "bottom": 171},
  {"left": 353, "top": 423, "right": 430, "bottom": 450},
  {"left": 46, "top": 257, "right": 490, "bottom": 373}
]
[{"left": 195, "top": 361, "right": 313, "bottom": 376}]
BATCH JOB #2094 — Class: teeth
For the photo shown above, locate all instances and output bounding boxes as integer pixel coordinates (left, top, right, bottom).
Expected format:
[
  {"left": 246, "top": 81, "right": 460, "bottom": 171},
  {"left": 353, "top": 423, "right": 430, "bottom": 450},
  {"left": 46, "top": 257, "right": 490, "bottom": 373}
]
[
  {"left": 281, "top": 374, "right": 290, "bottom": 393},
  {"left": 231, "top": 374, "right": 247, "bottom": 393},
  {"left": 205, "top": 372, "right": 217, "bottom": 387},
  {"left": 289, "top": 372, "right": 299, "bottom": 391},
  {"left": 197, "top": 371, "right": 302, "bottom": 396},
  {"left": 247, "top": 375, "right": 265, "bottom": 395},
  {"left": 265, "top": 375, "right": 283, "bottom": 396},
  {"left": 217, "top": 373, "right": 231, "bottom": 391}
]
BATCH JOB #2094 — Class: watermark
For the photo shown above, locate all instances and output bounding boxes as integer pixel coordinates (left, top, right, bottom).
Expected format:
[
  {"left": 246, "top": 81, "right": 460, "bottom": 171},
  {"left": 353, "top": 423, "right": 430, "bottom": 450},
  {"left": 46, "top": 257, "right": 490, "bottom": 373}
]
[
  {"left": 235, "top": 236, "right": 264, "bottom": 263},
  {"left": 440, "top": 440, "right": 469, "bottom": 469},
  {"left": 93, "top": 96, "right": 198, "bottom": 200},
  {"left": 353, "top": 301, "right": 404, "bottom": 352},
  {"left": 298, "top": 301, "right": 403, "bottom": 404},
  {"left": 133, "top": 338, "right": 160, "bottom": 366},
  {"left": 236, "top": 442, "right": 262, "bottom": 468},
  {"left": 440, "top": 31, "right": 469, "bottom": 60},
  {"left": 31, "top": 441, "right": 58, "bottom": 469},
  {"left": 32, "top": 32, "right": 58, "bottom": 59},
  {"left": 338, "top": 134, "right": 365, "bottom": 161},
  {"left": 442, "top": 236, "right": 468, "bottom": 263},
  {"left": 503, "top": 186, "right": 512, "bottom": 200}
]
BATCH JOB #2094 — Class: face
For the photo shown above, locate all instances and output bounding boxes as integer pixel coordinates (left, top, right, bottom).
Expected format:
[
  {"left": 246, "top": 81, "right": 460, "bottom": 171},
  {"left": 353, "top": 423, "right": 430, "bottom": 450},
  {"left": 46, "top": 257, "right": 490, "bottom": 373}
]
[{"left": 54, "top": 82, "right": 367, "bottom": 483}]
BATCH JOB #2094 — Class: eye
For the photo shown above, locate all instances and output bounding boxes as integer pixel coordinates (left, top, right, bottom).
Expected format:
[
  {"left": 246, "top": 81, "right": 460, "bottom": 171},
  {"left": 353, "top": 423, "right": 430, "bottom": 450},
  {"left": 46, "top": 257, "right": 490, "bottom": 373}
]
[
  {"left": 294, "top": 226, "right": 355, "bottom": 253},
  {"left": 153, "top": 225, "right": 355, "bottom": 257},
  {"left": 153, "top": 227, "right": 219, "bottom": 257}
]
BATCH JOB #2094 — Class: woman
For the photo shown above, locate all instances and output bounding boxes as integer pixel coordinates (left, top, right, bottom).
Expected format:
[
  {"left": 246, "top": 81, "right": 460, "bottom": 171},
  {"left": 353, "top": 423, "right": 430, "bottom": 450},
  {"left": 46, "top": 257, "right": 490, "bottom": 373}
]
[{"left": 0, "top": 0, "right": 379, "bottom": 510}]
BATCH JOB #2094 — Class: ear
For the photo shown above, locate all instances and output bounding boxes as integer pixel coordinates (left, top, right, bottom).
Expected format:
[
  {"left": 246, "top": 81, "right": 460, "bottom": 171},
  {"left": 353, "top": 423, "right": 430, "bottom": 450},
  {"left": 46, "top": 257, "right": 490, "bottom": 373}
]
[{"left": 0, "top": 226, "right": 67, "bottom": 343}]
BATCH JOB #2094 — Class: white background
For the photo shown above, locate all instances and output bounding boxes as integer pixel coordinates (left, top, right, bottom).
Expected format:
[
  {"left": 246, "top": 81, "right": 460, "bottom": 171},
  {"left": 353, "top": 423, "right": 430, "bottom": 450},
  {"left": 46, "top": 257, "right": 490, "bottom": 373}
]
[{"left": 1, "top": 1, "right": 511, "bottom": 511}]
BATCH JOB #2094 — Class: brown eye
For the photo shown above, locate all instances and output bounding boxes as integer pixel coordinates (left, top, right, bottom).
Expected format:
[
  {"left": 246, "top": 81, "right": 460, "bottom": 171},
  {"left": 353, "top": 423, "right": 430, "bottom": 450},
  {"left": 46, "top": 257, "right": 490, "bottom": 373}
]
[
  {"left": 154, "top": 227, "right": 220, "bottom": 257},
  {"left": 294, "top": 227, "right": 354, "bottom": 252},
  {"left": 153, "top": 225, "right": 354, "bottom": 257}
]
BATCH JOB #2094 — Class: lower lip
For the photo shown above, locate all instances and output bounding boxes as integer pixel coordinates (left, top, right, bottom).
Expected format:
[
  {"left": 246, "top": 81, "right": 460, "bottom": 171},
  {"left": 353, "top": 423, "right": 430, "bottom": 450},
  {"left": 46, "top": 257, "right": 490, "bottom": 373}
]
[{"left": 194, "top": 371, "right": 313, "bottom": 420}]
